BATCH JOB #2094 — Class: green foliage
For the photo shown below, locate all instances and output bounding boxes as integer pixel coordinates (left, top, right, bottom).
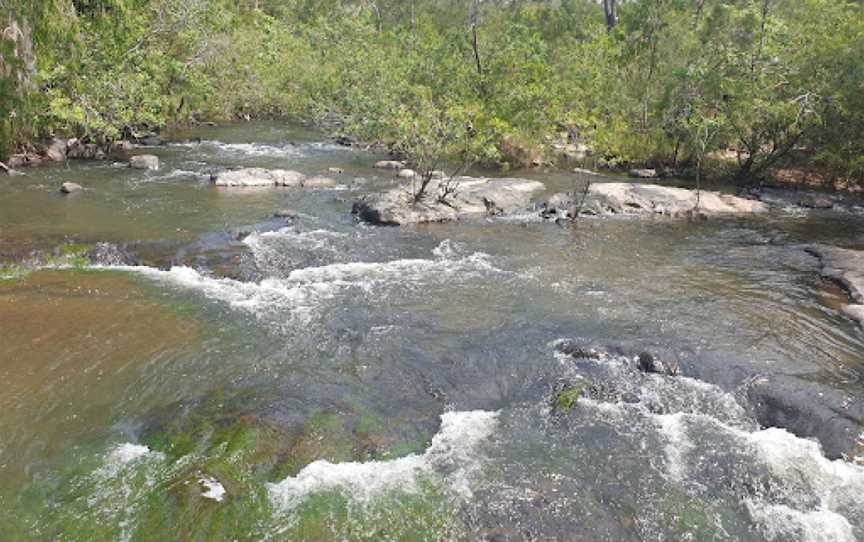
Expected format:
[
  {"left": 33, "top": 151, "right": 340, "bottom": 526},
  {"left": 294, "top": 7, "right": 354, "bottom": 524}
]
[{"left": 1, "top": 0, "right": 862, "bottom": 183}]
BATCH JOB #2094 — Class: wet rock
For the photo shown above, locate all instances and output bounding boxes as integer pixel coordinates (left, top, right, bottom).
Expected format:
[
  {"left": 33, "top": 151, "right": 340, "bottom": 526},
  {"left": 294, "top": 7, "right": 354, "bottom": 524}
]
[
  {"left": 746, "top": 374, "right": 864, "bottom": 461},
  {"left": 43, "top": 138, "right": 68, "bottom": 161},
  {"left": 806, "top": 244, "right": 864, "bottom": 326},
  {"left": 302, "top": 175, "right": 338, "bottom": 188},
  {"left": 59, "top": 182, "right": 82, "bottom": 194},
  {"left": 112, "top": 140, "right": 132, "bottom": 153},
  {"left": 628, "top": 168, "right": 658, "bottom": 179},
  {"left": 353, "top": 176, "right": 545, "bottom": 226},
  {"left": 637, "top": 352, "right": 658, "bottom": 374},
  {"left": 556, "top": 183, "right": 769, "bottom": 218},
  {"left": 555, "top": 340, "right": 601, "bottom": 360},
  {"left": 273, "top": 209, "right": 298, "bottom": 221},
  {"left": 137, "top": 134, "right": 163, "bottom": 146},
  {"left": 129, "top": 155, "right": 160, "bottom": 171},
  {"left": 398, "top": 168, "right": 418, "bottom": 179},
  {"left": 539, "top": 192, "right": 581, "bottom": 221},
  {"left": 374, "top": 160, "right": 405, "bottom": 170},
  {"left": 551, "top": 381, "right": 588, "bottom": 413},
  {"left": 798, "top": 194, "right": 834, "bottom": 209},
  {"left": 8, "top": 153, "right": 41, "bottom": 168},
  {"left": 327, "top": 167, "right": 344, "bottom": 175},
  {"left": 212, "top": 168, "right": 305, "bottom": 187}
]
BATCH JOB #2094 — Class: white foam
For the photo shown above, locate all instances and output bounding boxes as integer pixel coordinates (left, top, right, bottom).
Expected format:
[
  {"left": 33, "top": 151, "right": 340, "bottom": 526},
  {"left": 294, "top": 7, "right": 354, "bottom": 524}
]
[
  {"left": 100, "top": 243, "right": 501, "bottom": 325},
  {"left": 746, "top": 500, "right": 856, "bottom": 542},
  {"left": 169, "top": 140, "right": 303, "bottom": 158},
  {"left": 653, "top": 411, "right": 864, "bottom": 540},
  {"left": 106, "top": 443, "right": 160, "bottom": 465},
  {"left": 243, "top": 228, "right": 350, "bottom": 262},
  {"left": 267, "top": 410, "right": 499, "bottom": 511},
  {"left": 656, "top": 413, "right": 693, "bottom": 484},
  {"left": 148, "top": 169, "right": 202, "bottom": 181},
  {"left": 200, "top": 477, "right": 226, "bottom": 502}
]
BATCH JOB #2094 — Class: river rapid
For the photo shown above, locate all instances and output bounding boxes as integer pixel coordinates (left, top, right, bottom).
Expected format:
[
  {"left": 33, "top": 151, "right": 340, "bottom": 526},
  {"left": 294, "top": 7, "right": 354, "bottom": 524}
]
[{"left": 1, "top": 122, "right": 864, "bottom": 541}]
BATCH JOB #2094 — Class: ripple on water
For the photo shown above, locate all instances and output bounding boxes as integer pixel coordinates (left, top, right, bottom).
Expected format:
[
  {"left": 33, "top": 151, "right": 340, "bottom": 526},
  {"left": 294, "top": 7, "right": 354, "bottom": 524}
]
[{"left": 101, "top": 240, "right": 506, "bottom": 328}]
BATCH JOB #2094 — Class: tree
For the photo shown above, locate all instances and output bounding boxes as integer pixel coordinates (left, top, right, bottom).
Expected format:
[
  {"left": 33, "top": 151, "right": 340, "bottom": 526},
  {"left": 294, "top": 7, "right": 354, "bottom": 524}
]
[{"left": 602, "top": 0, "right": 617, "bottom": 31}]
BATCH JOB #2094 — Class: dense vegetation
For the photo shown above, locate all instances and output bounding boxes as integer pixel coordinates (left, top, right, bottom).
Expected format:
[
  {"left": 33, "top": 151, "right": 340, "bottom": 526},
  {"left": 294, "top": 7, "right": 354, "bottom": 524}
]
[{"left": 1, "top": 0, "right": 863, "bottom": 184}]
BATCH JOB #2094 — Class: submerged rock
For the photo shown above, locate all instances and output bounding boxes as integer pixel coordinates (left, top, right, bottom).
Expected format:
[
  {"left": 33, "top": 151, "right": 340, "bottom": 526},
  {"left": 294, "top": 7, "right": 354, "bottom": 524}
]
[
  {"left": 212, "top": 168, "right": 305, "bottom": 187},
  {"left": 129, "top": 155, "right": 160, "bottom": 171},
  {"left": 353, "top": 176, "right": 546, "bottom": 225},
  {"left": 806, "top": 244, "right": 864, "bottom": 327},
  {"left": 544, "top": 183, "right": 768, "bottom": 219},
  {"left": 59, "top": 182, "right": 83, "bottom": 194},
  {"left": 798, "top": 194, "right": 834, "bottom": 209}
]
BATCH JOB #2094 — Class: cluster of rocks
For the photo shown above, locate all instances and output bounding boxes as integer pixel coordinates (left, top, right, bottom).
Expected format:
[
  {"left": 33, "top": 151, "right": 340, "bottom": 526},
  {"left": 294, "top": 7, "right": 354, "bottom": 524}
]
[
  {"left": 211, "top": 168, "right": 337, "bottom": 188},
  {"left": 554, "top": 339, "right": 864, "bottom": 462},
  {"left": 355, "top": 167, "right": 770, "bottom": 225},
  {"left": 539, "top": 183, "right": 768, "bottom": 220},
  {"left": 3, "top": 135, "right": 163, "bottom": 178},
  {"left": 353, "top": 176, "right": 545, "bottom": 225}
]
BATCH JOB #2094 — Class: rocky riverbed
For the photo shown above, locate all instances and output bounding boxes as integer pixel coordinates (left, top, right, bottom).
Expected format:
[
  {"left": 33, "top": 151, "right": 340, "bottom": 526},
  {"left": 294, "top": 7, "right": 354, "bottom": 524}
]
[{"left": 1, "top": 122, "right": 863, "bottom": 541}]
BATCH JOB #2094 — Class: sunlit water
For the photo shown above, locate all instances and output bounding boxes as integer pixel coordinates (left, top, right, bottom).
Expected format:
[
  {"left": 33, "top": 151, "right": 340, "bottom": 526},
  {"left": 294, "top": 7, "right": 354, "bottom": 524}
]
[{"left": 1, "top": 122, "right": 864, "bottom": 541}]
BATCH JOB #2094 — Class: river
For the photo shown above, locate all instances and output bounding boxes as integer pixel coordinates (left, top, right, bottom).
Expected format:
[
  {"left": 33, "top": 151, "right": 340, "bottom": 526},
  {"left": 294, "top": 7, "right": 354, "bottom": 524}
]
[{"left": 1, "top": 122, "right": 863, "bottom": 541}]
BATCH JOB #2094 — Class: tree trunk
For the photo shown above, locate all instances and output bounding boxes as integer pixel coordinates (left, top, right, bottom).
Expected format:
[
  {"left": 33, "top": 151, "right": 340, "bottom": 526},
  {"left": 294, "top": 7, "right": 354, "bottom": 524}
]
[
  {"left": 602, "top": 0, "right": 617, "bottom": 31},
  {"left": 470, "top": 1, "right": 485, "bottom": 98}
]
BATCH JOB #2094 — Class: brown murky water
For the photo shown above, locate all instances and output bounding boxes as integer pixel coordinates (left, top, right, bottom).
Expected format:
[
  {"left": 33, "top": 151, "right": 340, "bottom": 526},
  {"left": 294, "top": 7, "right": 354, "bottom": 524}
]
[{"left": 0, "top": 270, "right": 199, "bottom": 490}]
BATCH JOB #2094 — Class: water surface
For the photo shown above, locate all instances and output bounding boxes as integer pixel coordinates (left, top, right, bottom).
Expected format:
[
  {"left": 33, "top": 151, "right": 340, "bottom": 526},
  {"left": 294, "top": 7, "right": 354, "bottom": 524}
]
[{"left": 1, "top": 122, "right": 863, "bottom": 541}]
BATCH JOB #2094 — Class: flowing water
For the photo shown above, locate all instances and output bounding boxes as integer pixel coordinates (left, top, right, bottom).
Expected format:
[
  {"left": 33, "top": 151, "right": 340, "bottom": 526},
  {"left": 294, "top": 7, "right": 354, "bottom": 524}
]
[{"left": 1, "top": 122, "right": 864, "bottom": 541}]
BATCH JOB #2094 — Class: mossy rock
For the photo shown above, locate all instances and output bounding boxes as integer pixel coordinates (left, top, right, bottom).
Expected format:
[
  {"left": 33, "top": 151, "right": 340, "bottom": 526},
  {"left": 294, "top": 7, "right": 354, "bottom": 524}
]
[{"left": 552, "top": 381, "right": 588, "bottom": 413}]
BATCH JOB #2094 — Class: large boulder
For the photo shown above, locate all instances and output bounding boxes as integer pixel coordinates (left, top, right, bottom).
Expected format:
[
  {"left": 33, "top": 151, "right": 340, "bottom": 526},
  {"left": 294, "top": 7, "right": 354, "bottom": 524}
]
[
  {"left": 43, "top": 138, "right": 68, "bottom": 162},
  {"left": 212, "top": 168, "right": 305, "bottom": 187},
  {"left": 353, "top": 176, "right": 546, "bottom": 225},
  {"left": 568, "top": 183, "right": 768, "bottom": 218},
  {"left": 806, "top": 245, "right": 864, "bottom": 327},
  {"left": 129, "top": 155, "right": 160, "bottom": 171}
]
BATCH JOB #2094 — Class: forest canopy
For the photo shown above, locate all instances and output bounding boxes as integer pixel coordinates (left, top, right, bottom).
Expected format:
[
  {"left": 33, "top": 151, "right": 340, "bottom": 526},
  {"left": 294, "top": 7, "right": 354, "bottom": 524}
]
[{"left": 1, "top": 0, "right": 863, "bottom": 183}]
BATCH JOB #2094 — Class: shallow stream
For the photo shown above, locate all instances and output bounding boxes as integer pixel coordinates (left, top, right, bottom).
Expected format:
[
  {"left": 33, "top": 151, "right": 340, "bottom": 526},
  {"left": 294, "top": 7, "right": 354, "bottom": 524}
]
[{"left": 1, "top": 122, "right": 864, "bottom": 541}]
